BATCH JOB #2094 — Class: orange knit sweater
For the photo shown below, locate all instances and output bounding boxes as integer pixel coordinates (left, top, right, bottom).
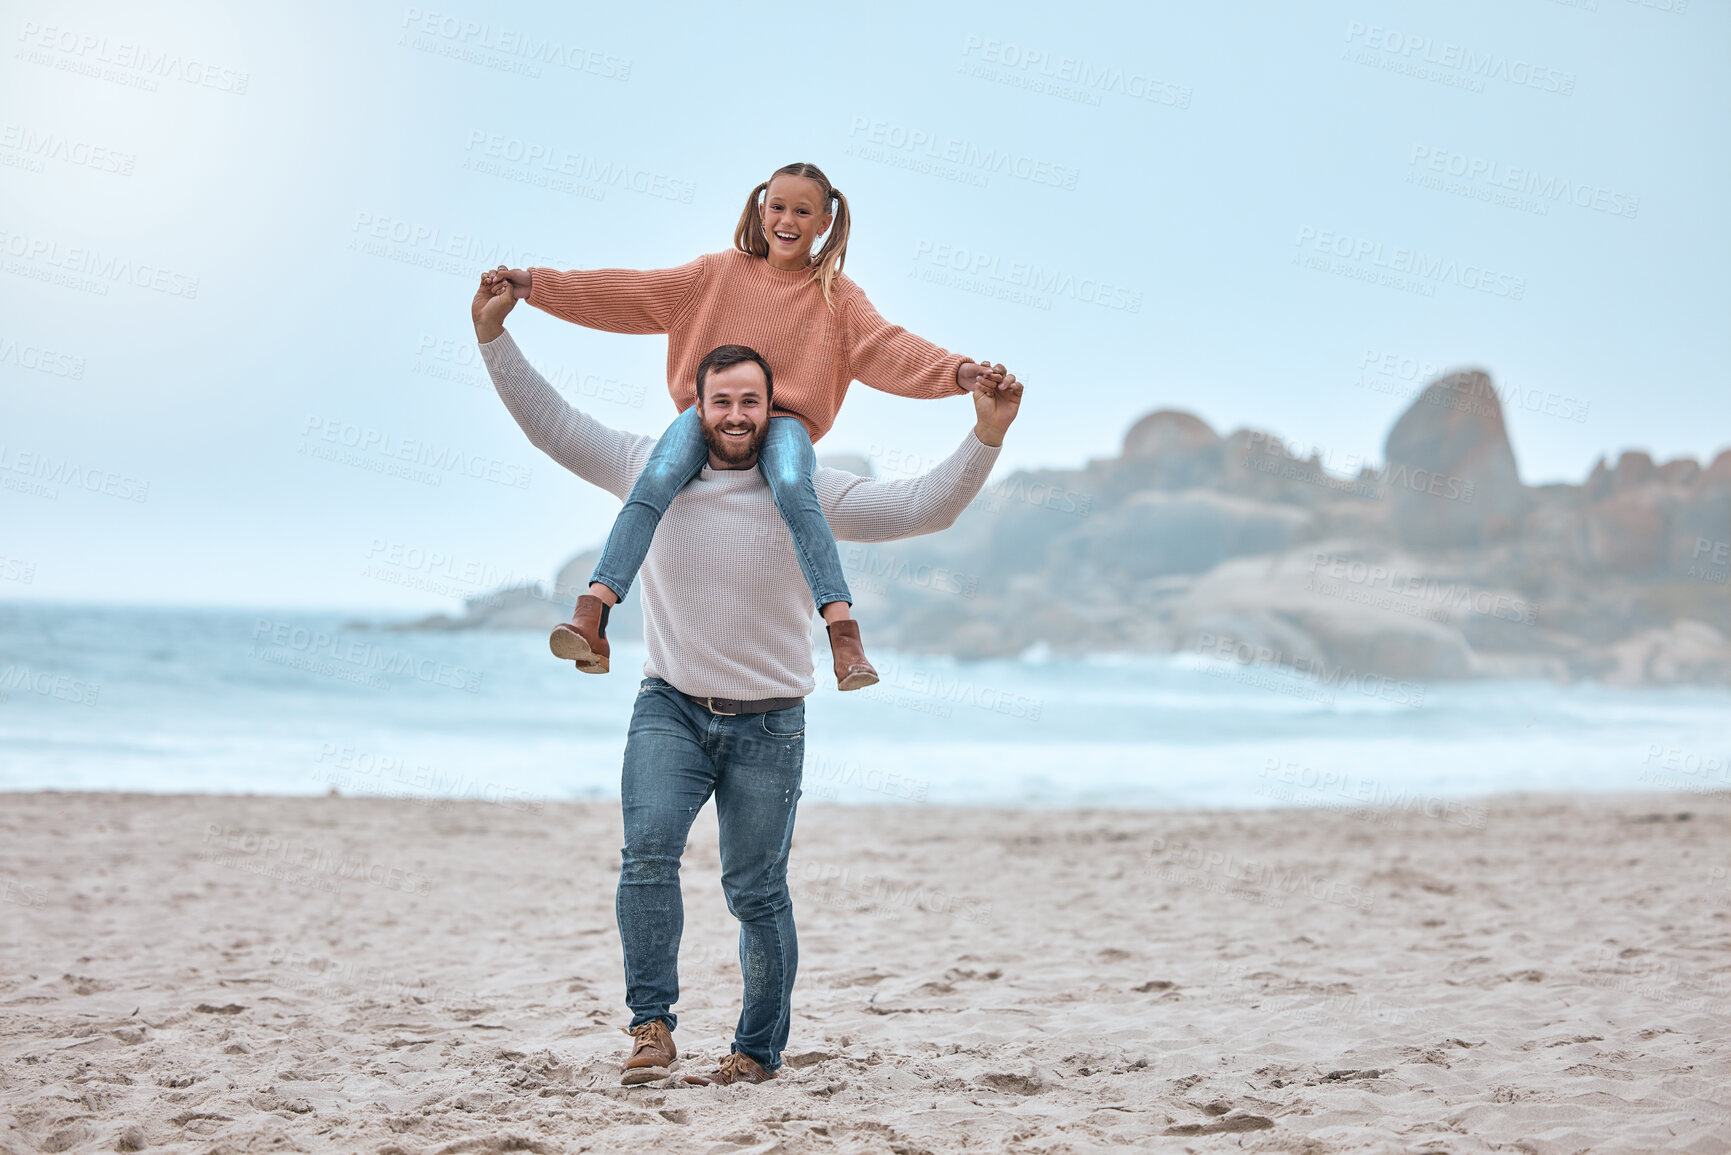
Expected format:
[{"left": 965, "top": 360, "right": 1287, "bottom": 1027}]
[{"left": 526, "top": 249, "right": 968, "bottom": 442}]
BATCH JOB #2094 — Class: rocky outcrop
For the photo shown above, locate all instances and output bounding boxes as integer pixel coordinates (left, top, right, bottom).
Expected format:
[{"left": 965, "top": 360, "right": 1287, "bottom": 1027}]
[
  {"left": 1383, "top": 370, "right": 1527, "bottom": 549},
  {"left": 403, "top": 372, "right": 1731, "bottom": 687}
]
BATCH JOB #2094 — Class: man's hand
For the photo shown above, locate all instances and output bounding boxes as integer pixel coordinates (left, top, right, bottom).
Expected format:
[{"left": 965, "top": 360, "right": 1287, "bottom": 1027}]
[
  {"left": 957, "top": 358, "right": 1008, "bottom": 395},
  {"left": 971, "top": 363, "right": 1022, "bottom": 447},
  {"left": 480, "top": 265, "right": 533, "bottom": 300},
  {"left": 472, "top": 273, "right": 517, "bottom": 343}
]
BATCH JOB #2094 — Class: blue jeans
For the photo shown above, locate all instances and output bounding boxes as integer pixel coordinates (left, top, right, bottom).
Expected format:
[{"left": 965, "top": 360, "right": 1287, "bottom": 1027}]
[
  {"left": 589, "top": 408, "right": 853, "bottom": 609},
  {"left": 617, "top": 677, "right": 805, "bottom": 1073}
]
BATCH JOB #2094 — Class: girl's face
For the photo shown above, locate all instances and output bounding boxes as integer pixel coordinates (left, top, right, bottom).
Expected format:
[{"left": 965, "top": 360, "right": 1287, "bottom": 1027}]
[{"left": 761, "top": 175, "right": 833, "bottom": 266}]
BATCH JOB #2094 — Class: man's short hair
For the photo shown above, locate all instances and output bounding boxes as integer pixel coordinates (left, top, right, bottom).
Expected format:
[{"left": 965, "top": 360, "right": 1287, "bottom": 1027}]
[{"left": 695, "top": 344, "right": 773, "bottom": 404}]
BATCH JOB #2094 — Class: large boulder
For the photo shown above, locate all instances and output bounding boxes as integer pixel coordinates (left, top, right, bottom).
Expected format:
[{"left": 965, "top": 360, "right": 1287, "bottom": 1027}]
[
  {"left": 1383, "top": 370, "right": 1527, "bottom": 548},
  {"left": 1123, "top": 410, "right": 1220, "bottom": 458},
  {"left": 1168, "top": 548, "right": 1477, "bottom": 685}
]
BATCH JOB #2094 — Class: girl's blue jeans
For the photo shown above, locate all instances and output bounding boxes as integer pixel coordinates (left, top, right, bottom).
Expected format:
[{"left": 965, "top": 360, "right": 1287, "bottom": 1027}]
[{"left": 588, "top": 407, "right": 853, "bottom": 609}]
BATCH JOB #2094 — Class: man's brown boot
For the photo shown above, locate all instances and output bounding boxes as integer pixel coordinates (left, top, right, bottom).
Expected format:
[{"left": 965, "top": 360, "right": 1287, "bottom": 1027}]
[
  {"left": 549, "top": 594, "right": 610, "bottom": 673},
  {"left": 681, "top": 1051, "right": 775, "bottom": 1087},
  {"left": 619, "top": 1019, "right": 676, "bottom": 1086},
  {"left": 827, "top": 620, "right": 878, "bottom": 691}
]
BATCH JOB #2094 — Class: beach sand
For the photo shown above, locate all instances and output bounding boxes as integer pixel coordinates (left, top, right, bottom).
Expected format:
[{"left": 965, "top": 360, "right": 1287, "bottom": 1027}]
[{"left": 2, "top": 789, "right": 1727, "bottom": 1154}]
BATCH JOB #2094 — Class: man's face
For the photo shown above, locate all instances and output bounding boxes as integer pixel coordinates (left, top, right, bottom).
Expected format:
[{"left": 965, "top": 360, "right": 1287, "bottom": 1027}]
[{"left": 698, "top": 362, "right": 771, "bottom": 467}]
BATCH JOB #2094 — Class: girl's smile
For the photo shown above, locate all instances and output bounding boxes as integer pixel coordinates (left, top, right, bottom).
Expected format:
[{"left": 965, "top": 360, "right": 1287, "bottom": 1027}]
[{"left": 762, "top": 174, "right": 833, "bottom": 270}]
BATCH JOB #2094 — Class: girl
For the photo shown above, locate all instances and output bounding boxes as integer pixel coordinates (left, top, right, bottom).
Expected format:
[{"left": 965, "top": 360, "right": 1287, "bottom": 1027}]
[{"left": 483, "top": 162, "right": 1009, "bottom": 691}]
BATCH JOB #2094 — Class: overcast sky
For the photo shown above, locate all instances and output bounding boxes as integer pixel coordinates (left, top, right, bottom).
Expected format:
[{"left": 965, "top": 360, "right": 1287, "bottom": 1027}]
[{"left": 3, "top": 0, "right": 1726, "bottom": 611}]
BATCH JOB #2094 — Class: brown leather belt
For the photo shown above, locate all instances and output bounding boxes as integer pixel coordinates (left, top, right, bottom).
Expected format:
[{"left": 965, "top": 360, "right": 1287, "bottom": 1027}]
[{"left": 681, "top": 691, "right": 805, "bottom": 716}]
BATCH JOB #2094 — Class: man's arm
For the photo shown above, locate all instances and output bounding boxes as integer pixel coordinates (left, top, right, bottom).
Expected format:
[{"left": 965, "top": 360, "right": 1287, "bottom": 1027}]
[
  {"left": 816, "top": 373, "right": 1023, "bottom": 542},
  {"left": 472, "top": 276, "right": 652, "bottom": 500}
]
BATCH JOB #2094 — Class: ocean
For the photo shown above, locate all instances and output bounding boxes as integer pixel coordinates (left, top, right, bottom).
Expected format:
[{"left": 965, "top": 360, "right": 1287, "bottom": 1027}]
[{"left": 1, "top": 604, "right": 1726, "bottom": 813}]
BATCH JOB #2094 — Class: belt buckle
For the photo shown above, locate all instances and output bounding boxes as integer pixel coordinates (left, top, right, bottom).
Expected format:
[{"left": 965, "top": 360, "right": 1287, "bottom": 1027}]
[{"left": 704, "top": 696, "right": 737, "bottom": 716}]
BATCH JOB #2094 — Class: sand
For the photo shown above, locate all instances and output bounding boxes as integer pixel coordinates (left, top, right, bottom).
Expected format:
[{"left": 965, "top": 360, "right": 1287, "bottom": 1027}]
[{"left": 2, "top": 789, "right": 1728, "bottom": 1154}]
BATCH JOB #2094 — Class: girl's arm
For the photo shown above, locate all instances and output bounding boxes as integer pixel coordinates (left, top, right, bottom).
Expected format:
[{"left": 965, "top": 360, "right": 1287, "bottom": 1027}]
[
  {"left": 842, "top": 287, "right": 972, "bottom": 400},
  {"left": 524, "top": 254, "right": 709, "bottom": 334}
]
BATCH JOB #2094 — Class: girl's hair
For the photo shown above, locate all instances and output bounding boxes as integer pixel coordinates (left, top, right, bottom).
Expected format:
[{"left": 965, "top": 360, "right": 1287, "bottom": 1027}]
[{"left": 732, "top": 162, "right": 851, "bottom": 306}]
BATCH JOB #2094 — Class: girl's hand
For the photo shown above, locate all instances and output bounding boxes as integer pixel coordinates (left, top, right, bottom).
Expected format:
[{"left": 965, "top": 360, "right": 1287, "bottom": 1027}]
[
  {"left": 959, "top": 359, "right": 1012, "bottom": 396},
  {"left": 480, "top": 265, "right": 534, "bottom": 300}
]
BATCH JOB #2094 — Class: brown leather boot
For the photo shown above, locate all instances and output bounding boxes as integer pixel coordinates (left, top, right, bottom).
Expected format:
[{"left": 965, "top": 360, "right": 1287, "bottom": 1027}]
[
  {"left": 827, "top": 619, "right": 878, "bottom": 691},
  {"left": 681, "top": 1051, "right": 775, "bottom": 1086},
  {"left": 619, "top": 1019, "right": 676, "bottom": 1086},
  {"left": 549, "top": 594, "right": 610, "bottom": 672}
]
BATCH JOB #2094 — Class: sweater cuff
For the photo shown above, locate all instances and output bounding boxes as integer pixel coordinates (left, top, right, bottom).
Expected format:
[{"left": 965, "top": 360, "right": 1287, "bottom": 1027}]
[
  {"left": 952, "top": 356, "right": 973, "bottom": 395},
  {"left": 525, "top": 267, "right": 563, "bottom": 312},
  {"left": 477, "top": 328, "right": 520, "bottom": 365},
  {"left": 964, "top": 428, "right": 1005, "bottom": 463}
]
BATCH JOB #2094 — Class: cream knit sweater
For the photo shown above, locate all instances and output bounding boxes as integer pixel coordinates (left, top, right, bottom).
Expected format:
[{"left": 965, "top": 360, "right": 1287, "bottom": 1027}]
[{"left": 480, "top": 330, "right": 1000, "bottom": 700}]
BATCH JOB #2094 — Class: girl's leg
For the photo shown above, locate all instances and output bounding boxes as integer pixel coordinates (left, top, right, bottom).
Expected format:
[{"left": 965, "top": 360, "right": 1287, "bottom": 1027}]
[
  {"left": 553, "top": 408, "right": 707, "bottom": 670},
  {"left": 760, "top": 418, "right": 877, "bottom": 691},
  {"left": 589, "top": 407, "right": 708, "bottom": 601},
  {"left": 759, "top": 417, "right": 853, "bottom": 612}
]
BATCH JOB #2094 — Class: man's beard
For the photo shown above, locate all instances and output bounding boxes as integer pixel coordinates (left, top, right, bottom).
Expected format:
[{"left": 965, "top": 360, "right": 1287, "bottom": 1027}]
[{"left": 700, "top": 415, "right": 768, "bottom": 465}]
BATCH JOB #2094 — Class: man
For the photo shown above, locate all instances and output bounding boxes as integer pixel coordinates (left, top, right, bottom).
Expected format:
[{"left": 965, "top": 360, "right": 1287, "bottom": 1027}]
[{"left": 470, "top": 275, "right": 1022, "bottom": 1086}]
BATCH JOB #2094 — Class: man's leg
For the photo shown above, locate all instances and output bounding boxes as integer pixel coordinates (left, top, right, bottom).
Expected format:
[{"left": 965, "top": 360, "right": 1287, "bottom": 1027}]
[
  {"left": 711, "top": 703, "right": 805, "bottom": 1075},
  {"left": 618, "top": 680, "right": 717, "bottom": 1039}
]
